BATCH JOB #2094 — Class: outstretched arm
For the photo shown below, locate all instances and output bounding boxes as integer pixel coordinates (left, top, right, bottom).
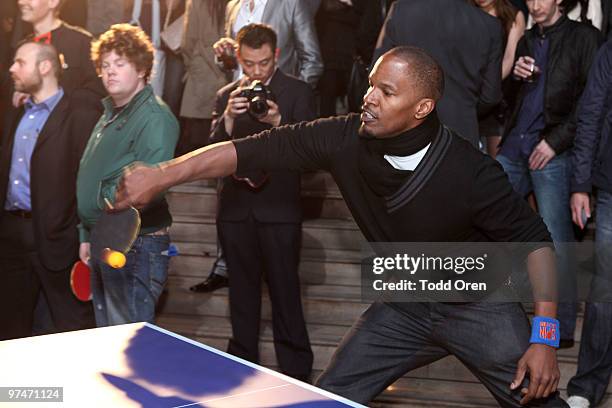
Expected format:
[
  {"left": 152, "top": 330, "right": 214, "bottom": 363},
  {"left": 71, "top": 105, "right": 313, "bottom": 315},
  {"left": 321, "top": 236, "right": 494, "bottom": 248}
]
[
  {"left": 114, "top": 115, "right": 350, "bottom": 210},
  {"left": 114, "top": 141, "right": 238, "bottom": 210}
]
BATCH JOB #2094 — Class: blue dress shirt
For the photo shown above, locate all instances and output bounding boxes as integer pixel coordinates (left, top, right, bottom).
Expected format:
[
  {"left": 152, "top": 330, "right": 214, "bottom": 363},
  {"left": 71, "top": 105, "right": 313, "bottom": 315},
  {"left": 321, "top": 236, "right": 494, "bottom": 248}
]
[{"left": 5, "top": 88, "right": 64, "bottom": 211}]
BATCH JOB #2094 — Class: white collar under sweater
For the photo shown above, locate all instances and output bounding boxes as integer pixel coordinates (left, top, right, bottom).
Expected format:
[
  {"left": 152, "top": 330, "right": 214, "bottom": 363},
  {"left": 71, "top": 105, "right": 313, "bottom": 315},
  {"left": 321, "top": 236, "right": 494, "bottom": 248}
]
[{"left": 384, "top": 143, "right": 431, "bottom": 171}]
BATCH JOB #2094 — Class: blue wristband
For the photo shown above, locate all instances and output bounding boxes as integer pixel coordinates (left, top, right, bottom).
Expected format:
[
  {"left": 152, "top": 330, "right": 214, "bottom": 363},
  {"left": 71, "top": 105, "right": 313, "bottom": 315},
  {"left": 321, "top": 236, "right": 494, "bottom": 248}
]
[{"left": 530, "top": 316, "right": 560, "bottom": 348}]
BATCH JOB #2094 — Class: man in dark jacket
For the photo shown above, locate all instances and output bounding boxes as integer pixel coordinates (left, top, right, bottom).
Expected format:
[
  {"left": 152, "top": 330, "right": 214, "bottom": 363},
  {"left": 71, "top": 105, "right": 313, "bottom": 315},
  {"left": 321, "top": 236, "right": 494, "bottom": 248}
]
[
  {"left": 11, "top": 0, "right": 106, "bottom": 335},
  {"left": 565, "top": 40, "right": 612, "bottom": 408},
  {"left": 372, "top": 0, "right": 503, "bottom": 147},
  {"left": 200, "top": 0, "right": 323, "bottom": 292},
  {"left": 0, "top": 41, "right": 98, "bottom": 340},
  {"left": 210, "top": 23, "right": 315, "bottom": 381},
  {"left": 497, "top": 0, "right": 601, "bottom": 348}
]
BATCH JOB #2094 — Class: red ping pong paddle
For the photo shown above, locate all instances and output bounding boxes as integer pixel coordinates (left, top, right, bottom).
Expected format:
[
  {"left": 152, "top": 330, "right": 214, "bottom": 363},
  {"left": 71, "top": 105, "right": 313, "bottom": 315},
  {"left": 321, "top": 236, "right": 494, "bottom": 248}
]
[{"left": 70, "top": 261, "right": 92, "bottom": 301}]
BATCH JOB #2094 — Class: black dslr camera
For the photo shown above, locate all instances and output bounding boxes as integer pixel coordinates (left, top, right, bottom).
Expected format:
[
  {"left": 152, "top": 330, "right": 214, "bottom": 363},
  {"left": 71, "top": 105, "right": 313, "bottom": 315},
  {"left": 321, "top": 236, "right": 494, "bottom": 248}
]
[{"left": 239, "top": 80, "right": 275, "bottom": 120}]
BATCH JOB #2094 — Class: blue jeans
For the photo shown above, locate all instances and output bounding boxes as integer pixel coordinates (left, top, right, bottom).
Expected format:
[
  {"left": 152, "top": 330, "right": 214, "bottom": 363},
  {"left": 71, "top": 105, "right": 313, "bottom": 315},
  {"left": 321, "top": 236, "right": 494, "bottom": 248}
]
[
  {"left": 90, "top": 234, "right": 170, "bottom": 326},
  {"left": 497, "top": 154, "right": 577, "bottom": 341},
  {"left": 567, "top": 190, "right": 612, "bottom": 405}
]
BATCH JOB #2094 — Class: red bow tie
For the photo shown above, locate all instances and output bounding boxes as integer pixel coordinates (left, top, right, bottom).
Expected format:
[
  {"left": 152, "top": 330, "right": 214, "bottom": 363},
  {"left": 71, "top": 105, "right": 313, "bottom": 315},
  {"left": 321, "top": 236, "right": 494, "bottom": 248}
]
[{"left": 33, "top": 32, "right": 52, "bottom": 44}]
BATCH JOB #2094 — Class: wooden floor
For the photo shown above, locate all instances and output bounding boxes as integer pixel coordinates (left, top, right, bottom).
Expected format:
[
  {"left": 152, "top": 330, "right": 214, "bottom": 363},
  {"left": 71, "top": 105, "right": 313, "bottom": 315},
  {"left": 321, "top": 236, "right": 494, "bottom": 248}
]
[{"left": 157, "top": 174, "right": 612, "bottom": 407}]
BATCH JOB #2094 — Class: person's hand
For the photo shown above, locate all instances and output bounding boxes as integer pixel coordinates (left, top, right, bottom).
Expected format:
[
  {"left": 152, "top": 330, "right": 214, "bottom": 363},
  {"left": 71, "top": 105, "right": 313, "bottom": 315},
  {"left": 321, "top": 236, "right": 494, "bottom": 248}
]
[
  {"left": 223, "top": 87, "right": 249, "bottom": 135},
  {"left": 513, "top": 56, "right": 537, "bottom": 80},
  {"left": 258, "top": 100, "right": 282, "bottom": 127},
  {"left": 79, "top": 242, "right": 91, "bottom": 264},
  {"left": 528, "top": 140, "right": 556, "bottom": 170},
  {"left": 510, "top": 344, "right": 560, "bottom": 405},
  {"left": 12, "top": 91, "right": 29, "bottom": 108},
  {"left": 114, "top": 163, "right": 164, "bottom": 210},
  {"left": 571, "top": 192, "right": 591, "bottom": 229},
  {"left": 225, "top": 87, "right": 249, "bottom": 120},
  {"left": 213, "top": 37, "right": 237, "bottom": 58}
]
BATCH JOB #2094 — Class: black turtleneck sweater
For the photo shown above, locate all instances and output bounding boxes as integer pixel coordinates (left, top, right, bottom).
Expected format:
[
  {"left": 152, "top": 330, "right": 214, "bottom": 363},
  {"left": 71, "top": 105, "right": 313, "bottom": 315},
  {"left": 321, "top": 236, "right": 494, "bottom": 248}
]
[
  {"left": 234, "top": 113, "right": 551, "bottom": 245},
  {"left": 358, "top": 110, "right": 439, "bottom": 197}
]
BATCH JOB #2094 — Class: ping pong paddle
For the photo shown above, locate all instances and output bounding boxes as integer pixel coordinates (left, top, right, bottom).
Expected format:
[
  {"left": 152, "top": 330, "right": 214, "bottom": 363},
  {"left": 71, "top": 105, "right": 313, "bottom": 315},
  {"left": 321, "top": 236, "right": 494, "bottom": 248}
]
[
  {"left": 90, "top": 202, "right": 141, "bottom": 269},
  {"left": 70, "top": 260, "right": 92, "bottom": 301}
]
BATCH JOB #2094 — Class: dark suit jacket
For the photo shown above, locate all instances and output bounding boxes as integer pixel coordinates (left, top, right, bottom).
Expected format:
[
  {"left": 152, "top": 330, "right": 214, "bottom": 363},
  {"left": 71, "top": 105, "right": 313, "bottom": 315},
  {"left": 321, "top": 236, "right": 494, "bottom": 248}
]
[
  {"left": 211, "top": 69, "right": 316, "bottom": 223},
  {"left": 0, "top": 91, "right": 100, "bottom": 271},
  {"left": 372, "top": 0, "right": 503, "bottom": 147}
]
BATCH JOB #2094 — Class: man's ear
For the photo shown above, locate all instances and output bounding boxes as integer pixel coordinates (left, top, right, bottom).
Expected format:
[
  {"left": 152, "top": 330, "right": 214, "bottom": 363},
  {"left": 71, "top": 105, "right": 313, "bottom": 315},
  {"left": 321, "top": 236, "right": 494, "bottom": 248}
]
[
  {"left": 275, "top": 47, "right": 280, "bottom": 60},
  {"left": 415, "top": 98, "right": 435, "bottom": 120},
  {"left": 38, "top": 59, "right": 52, "bottom": 77}
]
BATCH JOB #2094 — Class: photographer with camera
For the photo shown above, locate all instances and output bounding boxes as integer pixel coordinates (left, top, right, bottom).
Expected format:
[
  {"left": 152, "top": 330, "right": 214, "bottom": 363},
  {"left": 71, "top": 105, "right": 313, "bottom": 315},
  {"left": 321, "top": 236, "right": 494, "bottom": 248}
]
[
  {"left": 210, "top": 23, "right": 315, "bottom": 381},
  {"left": 195, "top": 0, "right": 321, "bottom": 294}
]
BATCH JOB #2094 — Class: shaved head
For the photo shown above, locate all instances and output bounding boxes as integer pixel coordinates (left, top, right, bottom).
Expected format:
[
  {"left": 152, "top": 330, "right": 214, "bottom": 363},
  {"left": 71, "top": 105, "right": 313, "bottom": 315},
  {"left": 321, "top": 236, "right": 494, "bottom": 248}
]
[
  {"left": 386, "top": 46, "right": 444, "bottom": 102},
  {"left": 15, "top": 40, "right": 62, "bottom": 79}
]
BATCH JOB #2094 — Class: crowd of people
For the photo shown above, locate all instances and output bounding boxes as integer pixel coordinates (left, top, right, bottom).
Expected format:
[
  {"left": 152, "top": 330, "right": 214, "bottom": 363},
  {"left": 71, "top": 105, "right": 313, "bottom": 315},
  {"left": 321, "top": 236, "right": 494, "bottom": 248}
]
[{"left": 0, "top": 0, "right": 612, "bottom": 407}]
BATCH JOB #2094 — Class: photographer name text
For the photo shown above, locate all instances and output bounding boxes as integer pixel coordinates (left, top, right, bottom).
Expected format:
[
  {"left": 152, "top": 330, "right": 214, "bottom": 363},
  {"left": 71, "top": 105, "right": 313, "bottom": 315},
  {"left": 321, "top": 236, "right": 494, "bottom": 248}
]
[{"left": 372, "top": 279, "right": 487, "bottom": 292}]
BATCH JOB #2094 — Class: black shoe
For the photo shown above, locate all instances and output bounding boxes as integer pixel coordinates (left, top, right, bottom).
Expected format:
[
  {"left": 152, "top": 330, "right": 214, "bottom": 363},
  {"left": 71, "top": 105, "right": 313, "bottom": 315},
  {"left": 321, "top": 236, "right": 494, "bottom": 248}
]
[{"left": 189, "top": 273, "right": 229, "bottom": 293}]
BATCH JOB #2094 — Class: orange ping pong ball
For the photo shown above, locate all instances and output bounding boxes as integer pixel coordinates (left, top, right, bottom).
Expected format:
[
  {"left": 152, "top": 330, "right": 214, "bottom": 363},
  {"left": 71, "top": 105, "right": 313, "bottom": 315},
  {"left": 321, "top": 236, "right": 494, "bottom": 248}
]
[{"left": 103, "top": 248, "right": 126, "bottom": 269}]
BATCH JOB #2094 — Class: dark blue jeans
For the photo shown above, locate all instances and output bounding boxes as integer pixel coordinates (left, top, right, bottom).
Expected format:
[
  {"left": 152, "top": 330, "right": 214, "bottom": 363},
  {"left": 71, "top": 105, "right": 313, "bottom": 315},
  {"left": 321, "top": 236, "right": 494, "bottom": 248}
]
[
  {"left": 567, "top": 190, "right": 612, "bottom": 405},
  {"left": 316, "top": 302, "right": 568, "bottom": 407},
  {"left": 90, "top": 235, "right": 170, "bottom": 326},
  {"left": 497, "top": 153, "right": 577, "bottom": 341}
]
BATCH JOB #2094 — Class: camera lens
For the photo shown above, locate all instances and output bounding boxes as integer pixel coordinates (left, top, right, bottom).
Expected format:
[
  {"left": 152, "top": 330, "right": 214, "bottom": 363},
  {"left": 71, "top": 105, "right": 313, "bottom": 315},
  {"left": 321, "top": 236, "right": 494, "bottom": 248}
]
[{"left": 249, "top": 96, "right": 269, "bottom": 119}]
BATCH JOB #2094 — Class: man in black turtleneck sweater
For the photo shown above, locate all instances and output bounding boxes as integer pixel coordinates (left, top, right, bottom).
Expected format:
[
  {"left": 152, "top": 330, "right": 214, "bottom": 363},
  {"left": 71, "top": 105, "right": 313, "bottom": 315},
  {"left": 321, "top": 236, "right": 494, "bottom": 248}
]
[{"left": 114, "top": 47, "right": 568, "bottom": 407}]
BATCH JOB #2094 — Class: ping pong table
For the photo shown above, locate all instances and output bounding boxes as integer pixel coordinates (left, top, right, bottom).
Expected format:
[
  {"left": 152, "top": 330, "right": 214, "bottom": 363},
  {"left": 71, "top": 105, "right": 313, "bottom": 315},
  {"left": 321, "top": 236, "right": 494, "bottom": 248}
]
[{"left": 0, "top": 323, "right": 365, "bottom": 407}]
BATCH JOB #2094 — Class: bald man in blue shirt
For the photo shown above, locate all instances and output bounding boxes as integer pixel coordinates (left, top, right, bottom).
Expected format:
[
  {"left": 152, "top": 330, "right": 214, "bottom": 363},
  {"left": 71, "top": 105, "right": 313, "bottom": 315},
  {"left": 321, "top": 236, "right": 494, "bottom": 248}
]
[{"left": 0, "top": 40, "right": 99, "bottom": 340}]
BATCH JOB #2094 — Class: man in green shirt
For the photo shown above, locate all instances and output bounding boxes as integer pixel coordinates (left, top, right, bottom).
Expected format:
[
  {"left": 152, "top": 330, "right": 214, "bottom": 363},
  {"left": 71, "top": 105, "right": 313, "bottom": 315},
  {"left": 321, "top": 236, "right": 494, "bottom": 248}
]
[{"left": 77, "top": 23, "right": 179, "bottom": 326}]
